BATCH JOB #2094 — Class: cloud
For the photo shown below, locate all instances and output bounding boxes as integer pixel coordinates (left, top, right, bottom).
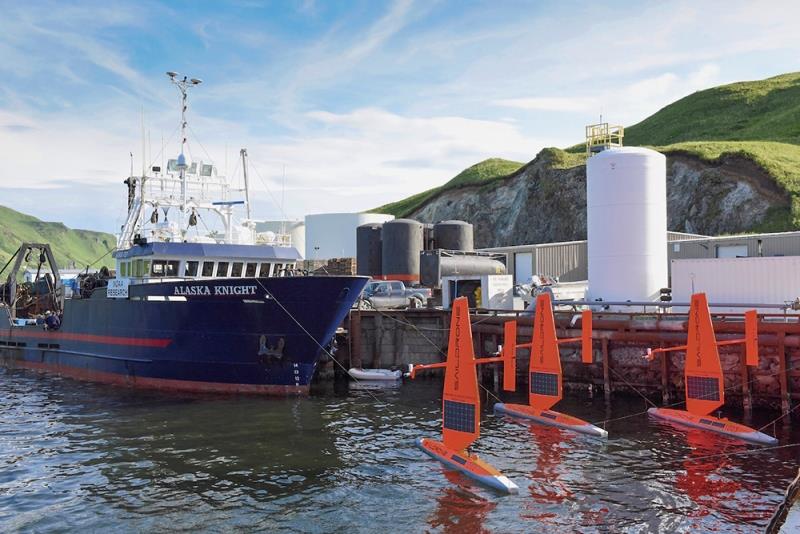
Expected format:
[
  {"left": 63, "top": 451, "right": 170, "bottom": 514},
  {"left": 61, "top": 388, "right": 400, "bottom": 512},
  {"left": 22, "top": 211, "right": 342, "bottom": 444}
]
[
  {"left": 489, "top": 64, "right": 723, "bottom": 127},
  {"left": 493, "top": 97, "right": 598, "bottom": 113}
]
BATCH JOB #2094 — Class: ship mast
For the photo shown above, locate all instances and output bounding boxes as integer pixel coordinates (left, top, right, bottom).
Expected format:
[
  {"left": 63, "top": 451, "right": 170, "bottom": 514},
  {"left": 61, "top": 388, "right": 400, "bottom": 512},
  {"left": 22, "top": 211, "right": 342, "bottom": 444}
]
[
  {"left": 166, "top": 71, "right": 202, "bottom": 228},
  {"left": 240, "top": 148, "right": 251, "bottom": 220}
]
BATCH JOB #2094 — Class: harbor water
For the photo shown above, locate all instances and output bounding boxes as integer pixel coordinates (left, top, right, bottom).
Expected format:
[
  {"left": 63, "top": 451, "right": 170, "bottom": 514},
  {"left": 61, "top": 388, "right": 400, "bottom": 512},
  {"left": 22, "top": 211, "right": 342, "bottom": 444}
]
[{"left": 1, "top": 368, "right": 798, "bottom": 532}]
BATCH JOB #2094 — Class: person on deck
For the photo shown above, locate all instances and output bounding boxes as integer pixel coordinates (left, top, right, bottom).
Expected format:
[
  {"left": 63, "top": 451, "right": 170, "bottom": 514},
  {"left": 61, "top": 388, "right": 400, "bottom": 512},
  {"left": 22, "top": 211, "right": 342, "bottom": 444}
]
[{"left": 44, "top": 310, "right": 60, "bottom": 331}]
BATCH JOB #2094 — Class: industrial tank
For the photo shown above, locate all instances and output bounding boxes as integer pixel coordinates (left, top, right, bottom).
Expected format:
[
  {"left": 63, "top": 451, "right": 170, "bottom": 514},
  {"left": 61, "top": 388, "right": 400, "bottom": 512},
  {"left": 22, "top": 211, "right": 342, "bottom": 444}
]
[
  {"left": 434, "top": 220, "right": 474, "bottom": 251},
  {"left": 420, "top": 250, "right": 506, "bottom": 287},
  {"left": 587, "top": 147, "right": 667, "bottom": 302},
  {"left": 356, "top": 223, "right": 383, "bottom": 277},
  {"left": 382, "top": 219, "right": 424, "bottom": 282}
]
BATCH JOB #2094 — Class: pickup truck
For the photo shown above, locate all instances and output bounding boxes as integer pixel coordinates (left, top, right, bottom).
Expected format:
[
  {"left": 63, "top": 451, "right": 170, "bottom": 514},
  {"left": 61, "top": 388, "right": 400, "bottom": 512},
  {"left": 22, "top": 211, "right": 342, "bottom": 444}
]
[{"left": 361, "top": 280, "right": 432, "bottom": 309}]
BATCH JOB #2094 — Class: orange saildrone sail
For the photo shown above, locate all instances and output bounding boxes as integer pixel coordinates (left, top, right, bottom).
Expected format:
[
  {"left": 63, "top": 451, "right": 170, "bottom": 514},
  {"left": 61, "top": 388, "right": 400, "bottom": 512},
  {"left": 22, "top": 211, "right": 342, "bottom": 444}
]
[
  {"left": 495, "top": 292, "right": 607, "bottom": 438},
  {"left": 408, "top": 297, "right": 518, "bottom": 494},
  {"left": 646, "top": 293, "right": 777, "bottom": 445}
]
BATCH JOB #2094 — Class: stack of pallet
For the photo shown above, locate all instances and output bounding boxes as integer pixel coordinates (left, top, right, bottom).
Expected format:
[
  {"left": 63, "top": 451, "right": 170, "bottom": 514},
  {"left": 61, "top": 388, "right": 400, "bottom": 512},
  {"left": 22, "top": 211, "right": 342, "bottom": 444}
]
[{"left": 315, "top": 257, "right": 357, "bottom": 275}]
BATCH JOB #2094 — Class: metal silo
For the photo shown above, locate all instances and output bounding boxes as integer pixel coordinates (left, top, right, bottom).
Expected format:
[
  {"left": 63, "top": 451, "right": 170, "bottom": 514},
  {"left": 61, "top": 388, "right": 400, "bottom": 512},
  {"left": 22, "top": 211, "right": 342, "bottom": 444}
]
[
  {"left": 382, "top": 219, "right": 424, "bottom": 282},
  {"left": 434, "top": 220, "right": 474, "bottom": 251},
  {"left": 587, "top": 147, "right": 667, "bottom": 302},
  {"left": 356, "top": 223, "right": 383, "bottom": 277}
]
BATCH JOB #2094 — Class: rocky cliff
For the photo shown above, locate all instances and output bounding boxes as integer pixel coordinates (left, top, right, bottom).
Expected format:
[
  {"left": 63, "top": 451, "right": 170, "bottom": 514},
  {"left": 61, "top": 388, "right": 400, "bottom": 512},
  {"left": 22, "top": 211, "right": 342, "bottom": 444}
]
[{"left": 407, "top": 148, "right": 790, "bottom": 248}]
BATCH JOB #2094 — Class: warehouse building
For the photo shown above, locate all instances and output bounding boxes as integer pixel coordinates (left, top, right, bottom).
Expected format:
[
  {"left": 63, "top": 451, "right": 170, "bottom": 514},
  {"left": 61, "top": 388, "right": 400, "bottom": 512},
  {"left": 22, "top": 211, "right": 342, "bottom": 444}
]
[{"left": 481, "top": 231, "right": 800, "bottom": 285}]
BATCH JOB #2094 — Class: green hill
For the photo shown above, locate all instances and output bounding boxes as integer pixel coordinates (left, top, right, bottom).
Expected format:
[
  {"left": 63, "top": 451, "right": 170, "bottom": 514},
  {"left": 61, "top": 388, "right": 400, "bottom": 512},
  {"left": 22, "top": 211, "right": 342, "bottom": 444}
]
[
  {"left": 0, "top": 205, "right": 116, "bottom": 272},
  {"left": 376, "top": 72, "right": 800, "bottom": 229},
  {"left": 624, "top": 72, "right": 800, "bottom": 145},
  {"left": 624, "top": 72, "right": 800, "bottom": 227},
  {"left": 371, "top": 158, "right": 524, "bottom": 217}
]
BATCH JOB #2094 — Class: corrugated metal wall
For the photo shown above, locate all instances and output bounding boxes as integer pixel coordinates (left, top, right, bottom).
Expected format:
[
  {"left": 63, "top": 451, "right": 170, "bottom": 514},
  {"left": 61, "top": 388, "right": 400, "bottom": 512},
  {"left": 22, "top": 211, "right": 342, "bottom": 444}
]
[
  {"left": 534, "top": 241, "right": 587, "bottom": 282},
  {"left": 483, "top": 231, "right": 800, "bottom": 284}
]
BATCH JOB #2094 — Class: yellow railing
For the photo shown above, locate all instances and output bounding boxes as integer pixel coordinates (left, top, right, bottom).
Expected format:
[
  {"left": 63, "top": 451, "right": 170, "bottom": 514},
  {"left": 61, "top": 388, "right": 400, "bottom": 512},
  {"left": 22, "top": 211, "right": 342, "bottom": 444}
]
[{"left": 586, "top": 123, "right": 624, "bottom": 155}]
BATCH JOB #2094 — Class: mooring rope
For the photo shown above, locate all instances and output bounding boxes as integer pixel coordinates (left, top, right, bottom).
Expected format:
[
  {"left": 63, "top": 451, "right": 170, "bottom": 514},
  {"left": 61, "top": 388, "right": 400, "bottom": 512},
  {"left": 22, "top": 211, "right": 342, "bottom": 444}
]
[
  {"left": 371, "top": 305, "right": 506, "bottom": 405},
  {"left": 256, "top": 279, "right": 507, "bottom": 419},
  {"left": 253, "top": 279, "right": 387, "bottom": 406},
  {"left": 757, "top": 401, "right": 800, "bottom": 433},
  {"left": 254, "top": 277, "right": 800, "bottom": 445},
  {"left": 591, "top": 359, "right": 800, "bottom": 431},
  {"left": 371, "top": 305, "right": 497, "bottom": 331}
]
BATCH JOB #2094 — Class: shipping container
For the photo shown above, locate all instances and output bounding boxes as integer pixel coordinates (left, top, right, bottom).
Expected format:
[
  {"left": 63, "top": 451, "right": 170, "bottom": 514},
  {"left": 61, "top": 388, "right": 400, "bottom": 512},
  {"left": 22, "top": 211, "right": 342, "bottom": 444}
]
[{"left": 670, "top": 256, "right": 800, "bottom": 313}]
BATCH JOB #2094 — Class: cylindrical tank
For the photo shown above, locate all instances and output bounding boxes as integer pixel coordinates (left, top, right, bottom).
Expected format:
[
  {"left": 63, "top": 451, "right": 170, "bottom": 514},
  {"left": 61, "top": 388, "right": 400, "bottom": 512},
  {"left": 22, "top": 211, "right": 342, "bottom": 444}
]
[
  {"left": 382, "top": 219, "right": 424, "bottom": 282},
  {"left": 434, "top": 220, "right": 474, "bottom": 251},
  {"left": 587, "top": 147, "right": 667, "bottom": 302},
  {"left": 356, "top": 223, "right": 383, "bottom": 277},
  {"left": 420, "top": 250, "right": 506, "bottom": 287}
]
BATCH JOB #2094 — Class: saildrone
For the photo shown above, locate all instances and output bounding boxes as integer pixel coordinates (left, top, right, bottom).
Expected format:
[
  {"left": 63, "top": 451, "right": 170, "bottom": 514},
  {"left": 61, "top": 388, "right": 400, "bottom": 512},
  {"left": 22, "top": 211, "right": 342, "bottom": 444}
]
[
  {"left": 407, "top": 297, "right": 518, "bottom": 494},
  {"left": 494, "top": 292, "right": 607, "bottom": 438},
  {"left": 646, "top": 293, "right": 777, "bottom": 445}
]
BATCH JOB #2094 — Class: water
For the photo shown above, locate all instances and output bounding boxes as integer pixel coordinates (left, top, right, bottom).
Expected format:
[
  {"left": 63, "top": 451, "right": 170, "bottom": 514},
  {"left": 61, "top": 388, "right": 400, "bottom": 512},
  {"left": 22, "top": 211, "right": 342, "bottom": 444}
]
[{"left": 1, "top": 368, "right": 798, "bottom": 533}]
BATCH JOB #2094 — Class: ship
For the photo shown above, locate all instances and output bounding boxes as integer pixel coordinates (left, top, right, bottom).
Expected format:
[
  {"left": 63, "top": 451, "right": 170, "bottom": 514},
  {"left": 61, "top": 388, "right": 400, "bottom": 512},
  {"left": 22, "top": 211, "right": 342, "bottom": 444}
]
[{"left": 0, "top": 72, "right": 368, "bottom": 395}]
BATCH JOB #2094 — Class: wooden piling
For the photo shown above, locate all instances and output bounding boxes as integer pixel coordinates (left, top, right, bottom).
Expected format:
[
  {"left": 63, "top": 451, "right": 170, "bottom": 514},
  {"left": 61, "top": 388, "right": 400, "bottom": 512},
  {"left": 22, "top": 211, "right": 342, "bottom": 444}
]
[
  {"left": 602, "top": 338, "right": 611, "bottom": 402},
  {"left": 778, "top": 331, "right": 791, "bottom": 418},
  {"left": 350, "top": 311, "right": 362, "bottom": 369},
  {"left": 740, "top": 345, "right": 752, "bottom": 415},
  {"left": 659, "top": 342, "right": 670, "bottom": 405}
]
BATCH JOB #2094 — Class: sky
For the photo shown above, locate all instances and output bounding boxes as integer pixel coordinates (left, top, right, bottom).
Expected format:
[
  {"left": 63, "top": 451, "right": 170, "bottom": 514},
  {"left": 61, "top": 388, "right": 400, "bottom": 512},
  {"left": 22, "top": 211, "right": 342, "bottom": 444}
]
[{"left": 0, "top": 0, "right": 799, "bottom": 233}]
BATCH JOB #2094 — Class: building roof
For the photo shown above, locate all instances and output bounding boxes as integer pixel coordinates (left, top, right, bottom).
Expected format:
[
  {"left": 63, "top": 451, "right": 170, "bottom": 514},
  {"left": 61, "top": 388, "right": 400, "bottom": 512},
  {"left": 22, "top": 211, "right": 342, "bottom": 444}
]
[{"left": 113, "top": 241, "right": 302, "bottom": 260}]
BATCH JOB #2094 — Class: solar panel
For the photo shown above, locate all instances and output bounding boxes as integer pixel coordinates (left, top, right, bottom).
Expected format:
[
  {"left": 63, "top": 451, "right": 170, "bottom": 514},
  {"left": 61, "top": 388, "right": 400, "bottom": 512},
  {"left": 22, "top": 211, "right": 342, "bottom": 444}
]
[
  {"left": 530, "top": 372, "right": 559, "bottom": 396},
  {"left": 451, "top": 454, "right": 467, "bottom": 465},
  {"left": 700, "top": 418, "right": 726, "bottom": 428},
  {"left": 687, "top": 376, "right": 720, "bottom": 401},
  {"left": 443, "top": 400, "right": 476, "bottom": 433}
]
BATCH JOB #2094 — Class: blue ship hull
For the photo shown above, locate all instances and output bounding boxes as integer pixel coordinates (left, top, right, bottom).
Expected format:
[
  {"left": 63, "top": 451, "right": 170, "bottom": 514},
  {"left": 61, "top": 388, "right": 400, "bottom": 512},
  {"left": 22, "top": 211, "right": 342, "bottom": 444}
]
[{"left": 0, "top": 276, "right": 367, "bottom": 395}]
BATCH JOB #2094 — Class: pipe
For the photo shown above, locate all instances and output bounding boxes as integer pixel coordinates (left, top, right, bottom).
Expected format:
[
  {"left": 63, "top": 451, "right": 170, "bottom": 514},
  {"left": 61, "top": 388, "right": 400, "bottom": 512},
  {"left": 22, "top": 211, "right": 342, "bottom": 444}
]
[{"left": 553, "top": 299, "right": 795, "bottom": 310}]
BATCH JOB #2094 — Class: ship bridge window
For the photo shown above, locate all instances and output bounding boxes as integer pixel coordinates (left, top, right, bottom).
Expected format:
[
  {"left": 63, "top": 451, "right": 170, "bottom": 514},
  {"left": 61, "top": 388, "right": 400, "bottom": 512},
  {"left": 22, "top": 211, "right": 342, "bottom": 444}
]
[
  {"left": 200, "top": 164, "right": 213, "bottom": 177},
  {"left": 231, "top": 262, "right": 243, "bottom": 277},
  {"left": 152, "top": 260, "right": 180, "bottom": 277},
  {"left": 217, "top": 262, "right": 230, "bottom": 277},
  {"left": 275, "top": 264, "right": 284, "bottom": 276},
  {"left": 245, "top": 263, "right": 257, "bottom": 277},
  {"left": 201, "top": 261, "right": 215, "bottom": 277},
  {"left": 185, "top": 261, "right": 199, "bottom": 277},
  {"left": 152, "top": 261, "right": 165, "bottom": 275},
  {"left": 120, "top": 262, "right": 128, "bottom": 277},
  {"left": 258, "top": 263, "right": 272, "bottom": 277}
]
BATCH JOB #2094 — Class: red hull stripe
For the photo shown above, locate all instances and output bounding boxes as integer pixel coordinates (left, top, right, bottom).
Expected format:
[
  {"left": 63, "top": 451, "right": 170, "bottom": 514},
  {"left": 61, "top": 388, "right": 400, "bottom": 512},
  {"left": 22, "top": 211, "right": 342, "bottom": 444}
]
[
  {"left": 9, "top": 359, "right": 309, "bottom": 396},
  {"left": 10, "top": 330, "right": 172, "bottom": 348}
]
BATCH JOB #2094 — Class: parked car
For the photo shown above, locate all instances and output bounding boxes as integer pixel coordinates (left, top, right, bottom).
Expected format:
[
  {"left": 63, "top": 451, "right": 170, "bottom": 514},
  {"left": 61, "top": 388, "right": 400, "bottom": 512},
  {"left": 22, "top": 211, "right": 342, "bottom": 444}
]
[{"left": 360, "top": 280, "right": 431, "bottom": 309}]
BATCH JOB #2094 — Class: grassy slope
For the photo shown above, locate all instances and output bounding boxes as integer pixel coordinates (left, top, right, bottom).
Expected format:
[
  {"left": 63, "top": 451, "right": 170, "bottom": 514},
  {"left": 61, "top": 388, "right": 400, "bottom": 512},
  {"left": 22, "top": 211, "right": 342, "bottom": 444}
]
[
  {"left": 370, "top": 158, "right": 524, "bottom": 217},
  {"left": 378, "top": 72, "right": 800, "bottom": 227},
  {"left": 624, "top": 72, "right": 800, "bottom": 228},
  {"left": 0, "top": 205, "right": 116, "bottom": 271}
]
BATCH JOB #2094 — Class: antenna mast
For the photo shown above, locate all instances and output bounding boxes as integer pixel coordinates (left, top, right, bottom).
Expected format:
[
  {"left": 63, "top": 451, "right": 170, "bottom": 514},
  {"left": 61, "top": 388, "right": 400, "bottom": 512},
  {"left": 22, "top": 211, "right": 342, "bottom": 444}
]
[{"left": 166, "top": 71, "right": 202, "bottom": 227}]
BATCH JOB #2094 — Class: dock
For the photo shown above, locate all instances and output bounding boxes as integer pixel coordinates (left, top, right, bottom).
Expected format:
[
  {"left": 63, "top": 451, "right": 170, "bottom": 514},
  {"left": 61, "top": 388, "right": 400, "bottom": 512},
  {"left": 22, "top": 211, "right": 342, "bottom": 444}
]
[{"left": 345, "top": 307, "right": 800, "bottom": 414}]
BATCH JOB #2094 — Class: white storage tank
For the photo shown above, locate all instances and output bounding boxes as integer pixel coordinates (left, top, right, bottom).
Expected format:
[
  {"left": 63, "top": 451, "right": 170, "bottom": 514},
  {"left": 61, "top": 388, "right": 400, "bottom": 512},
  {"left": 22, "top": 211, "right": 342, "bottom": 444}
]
[
  {"left": 255, "top": 220, "right": 306, "bottom": 258},
  {"left": 305, "top": 213, "right": 394, "bottom": 260},
  {"left": 587, "top": 147, "right": 667, "bottom": 303}
]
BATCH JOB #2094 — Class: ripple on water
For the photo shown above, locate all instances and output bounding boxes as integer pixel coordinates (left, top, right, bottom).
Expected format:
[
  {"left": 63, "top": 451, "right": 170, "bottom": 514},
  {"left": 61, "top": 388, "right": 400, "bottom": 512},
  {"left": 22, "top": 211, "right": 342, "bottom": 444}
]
[{"left": 0, "top": 369, "right": 798, "bottom": 532}]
